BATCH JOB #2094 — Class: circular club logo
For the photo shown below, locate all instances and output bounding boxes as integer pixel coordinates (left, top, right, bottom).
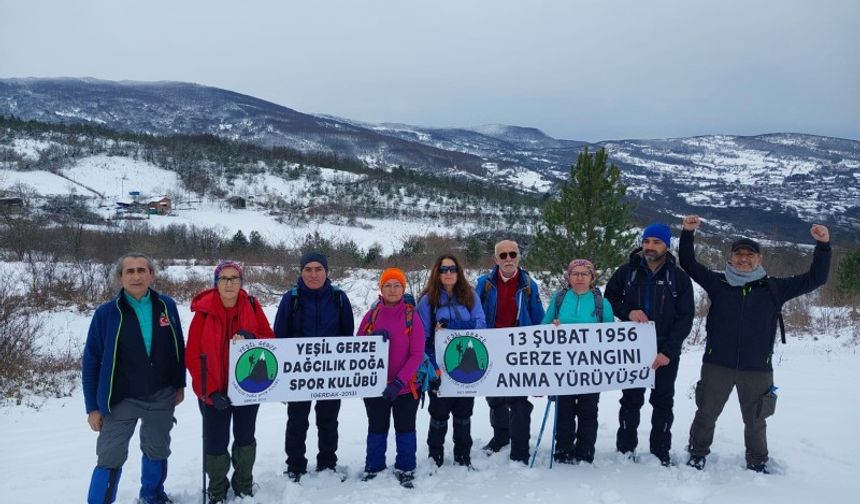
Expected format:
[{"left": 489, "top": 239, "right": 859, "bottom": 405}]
[
  {"left": 443, "top": 335, "right": 488, "bottom": 384},
  {"left": 235, "top": 347, "right": 278, "bottom": 394}
]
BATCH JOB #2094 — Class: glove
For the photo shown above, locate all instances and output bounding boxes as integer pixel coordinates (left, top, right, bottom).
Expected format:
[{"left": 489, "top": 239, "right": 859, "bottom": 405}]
[
  {"left": 372, "top": 329, "right": 390, "bottom": 342},
  {"left": 437, "top": 319, "right": 449, "bottom": 329},
  {"left": 382, "top": 378, "right": 404, "bottom": 401},
  {"left": 210, "top": 392, "right": 231, "bottom": 411},
  {"left": 429, "top": 378, "right": 441, "bottom": 395},
  {"left": 236, "top": 329, "right": 256, "bottom": 340}
]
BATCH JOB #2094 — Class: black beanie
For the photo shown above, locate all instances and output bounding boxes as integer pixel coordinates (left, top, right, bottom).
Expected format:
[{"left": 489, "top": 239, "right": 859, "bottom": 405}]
[{"left": 300, "top": 251, "right": 329, "bottom": 271}]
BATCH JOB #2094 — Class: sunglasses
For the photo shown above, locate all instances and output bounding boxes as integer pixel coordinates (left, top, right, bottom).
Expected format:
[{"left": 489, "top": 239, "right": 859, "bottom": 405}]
[
  {"left": 439, "top": 265, "right": 458, "bottom": 274},
  {"left": 498, "top": 251, "right": 518, "bottom": 260}
]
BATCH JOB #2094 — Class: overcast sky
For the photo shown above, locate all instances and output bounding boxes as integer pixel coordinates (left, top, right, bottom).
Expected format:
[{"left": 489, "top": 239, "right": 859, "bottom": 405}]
[{"left": 1, "top": 0, "right": 858, "bottom": 141}]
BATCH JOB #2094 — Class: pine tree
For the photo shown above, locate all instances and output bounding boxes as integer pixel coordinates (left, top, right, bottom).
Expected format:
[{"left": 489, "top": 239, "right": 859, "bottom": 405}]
[
  {"left": 230, "top": 230, "right": 249, "bottom": 250},
  {"left": 837, "top": 248, "right": 860, "bottom": 297},
  {"left": 249, "top": 230, "right": 265, "bottom": 249},
  {"left": 529, "top": 147, "right": 637, "bottom": 284}
]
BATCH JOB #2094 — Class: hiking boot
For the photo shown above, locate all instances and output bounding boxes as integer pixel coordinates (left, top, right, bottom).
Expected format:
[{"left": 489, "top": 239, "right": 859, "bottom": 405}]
[
  {"left": 482, "top": 438, "right": 509, "bottom": 454},
  {"left": 394, "top": 470, "right": 415, "bottom": 489},
  {"left": 140, "top": 492, "right": 172, "bottom": 504},
  {"left": 360, "top": 470, "right": 380, "bottom": 482},
  {"left": 429, "top": 452, "right": 444, "bottom": 467},
  {"left": 554, "top": 451, "right": 577, "bottom": 465},
  {"left": 687, "top": 455, "right": 706, "bottom": 470},
  {"left": 653, "top": 452, "right": 673, "bottom": 467},
  {"left": 619, "top": 450, "right": 638, "bottom": 463},
  {"left": 510, "top": 455, "right": 529, "bottom": 466},
  {"left": 316, "top": 465, "right": 348, "bottom": 482},
  {"left": 454, "top": 454, "right": 473, "bottom": 468},
  {"left": 746, "top": 463, "right": 770, "bottom": 474},
  {"left": 284, "top": 469, "right": 304, "bottom": 483}
]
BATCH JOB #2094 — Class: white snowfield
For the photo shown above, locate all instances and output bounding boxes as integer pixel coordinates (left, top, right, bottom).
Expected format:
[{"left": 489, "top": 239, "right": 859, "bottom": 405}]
[{"left": 1, "top": 306, "right": 857, "bottom": 504}]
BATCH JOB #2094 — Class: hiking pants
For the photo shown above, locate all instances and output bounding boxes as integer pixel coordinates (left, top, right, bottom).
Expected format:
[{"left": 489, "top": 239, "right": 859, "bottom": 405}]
[
  {"left": 427, "top": 394, "right": 474, "bottom": 462},
  {"left": 199, "top": 401, "right": 259, "bottom": 456},
  {"left": 486, "top": 396, "right": 533, "bottom": 462},
  {"left": 554, "top": 393, "right": 600, "bottom": 462},
  {"left": 616, "top": 357, "right": 680, "bottom": 457},
  {"left": 364, "top": 394, "right": 420, "bottom": 472},
  {"left": 95, "top": 386, "right": 177, "bottom": 469},
  {"left": 284, "top": 399, "right": 341, "bottom": 473},
  {"left": 688, "top": 363, "right": 775, "bottom": 466}
]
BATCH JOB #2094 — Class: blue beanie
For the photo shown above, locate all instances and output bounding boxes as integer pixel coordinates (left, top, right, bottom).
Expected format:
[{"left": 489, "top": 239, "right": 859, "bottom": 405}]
[
  {"left": 300, "top": 251, "right": 329, "bottom": 271},
  {"left": 642, "top": 223, "right": 672, "bottom": 247}
]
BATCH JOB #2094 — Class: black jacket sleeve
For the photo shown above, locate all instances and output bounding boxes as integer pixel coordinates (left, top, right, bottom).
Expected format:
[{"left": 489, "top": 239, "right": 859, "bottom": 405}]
[
  {"left": 679, "top": 230, "right": 721, "bottom": 294},
  {"left": 661, "top": 270, "right": 695, "bottom": 360},
  {"left": 340, "top": 292, "right": 355, "bottom": 336},
  {"left": 604, "top": 266, "right": 631, "bottom": 321},
  {"left": 772, "top": 241, "right": 832, "bottom": 303}
]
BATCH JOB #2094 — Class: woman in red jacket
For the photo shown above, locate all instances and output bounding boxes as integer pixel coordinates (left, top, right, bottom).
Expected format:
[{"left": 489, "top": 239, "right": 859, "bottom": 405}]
[{"left": 186, "top": 261, "right": 274, "bottom": 504}]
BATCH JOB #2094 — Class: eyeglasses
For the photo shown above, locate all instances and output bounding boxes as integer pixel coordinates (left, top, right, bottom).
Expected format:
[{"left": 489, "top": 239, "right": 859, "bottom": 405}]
[
  {"left": 218, "top": 276, "right": 241, "bottom": 285},
  {"left": 498, "top": 251, "right": 518, "bottom": 260},
  {"left": 439, "top": 265, "right": 458, "bottom": 274},
  {"left": 568, "top": 271, "right": 591, "bottom": 278}
]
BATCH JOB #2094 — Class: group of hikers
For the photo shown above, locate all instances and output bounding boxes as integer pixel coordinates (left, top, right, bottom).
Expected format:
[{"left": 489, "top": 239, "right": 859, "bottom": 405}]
[{"left": 82, "top": 216, "right": 832, "bottom": 503}]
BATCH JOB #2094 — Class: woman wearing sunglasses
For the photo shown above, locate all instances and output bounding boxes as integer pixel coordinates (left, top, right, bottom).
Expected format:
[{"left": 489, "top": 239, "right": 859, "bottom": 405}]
[
  {"left": 186, "top": 261, "right": 275, "bottom": 503},
  {"left": 541, "top": 259, "right": 614, "bottom": 465},
  {"left": 417, "top": 254, "right": 486, "bottom": 468}
]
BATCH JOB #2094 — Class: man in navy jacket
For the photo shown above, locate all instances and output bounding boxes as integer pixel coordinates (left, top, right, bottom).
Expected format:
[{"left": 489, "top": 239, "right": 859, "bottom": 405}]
[
  {"left": 273, "top": 252, "right": 354, "bottom": 482},
  {"left": 475, "top": 240, "right": 545, "bottom": 464},
  {"left": 680, "top": 216, "right": 831, "bottom": 474},
  {"left": 82, "top": 253, "right": 185, "bottom": 504}
]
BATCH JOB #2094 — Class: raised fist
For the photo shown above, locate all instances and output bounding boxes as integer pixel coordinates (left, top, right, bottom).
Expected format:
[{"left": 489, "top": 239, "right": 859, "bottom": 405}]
[
  {"left": 811, "top": 224, "right": 830, "bottom": 243},
  {"left": 682, "top": 215, "right": 701, "bottom": 231}
]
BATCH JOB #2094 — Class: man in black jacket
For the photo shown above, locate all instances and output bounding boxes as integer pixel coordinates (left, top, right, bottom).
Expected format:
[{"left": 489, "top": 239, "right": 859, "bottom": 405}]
[
  {"left": 680, "top": 215, "right": 831, "bottom": 474},
  {"left": 605, "top": 223, "right": 695, "bottom": 466}
]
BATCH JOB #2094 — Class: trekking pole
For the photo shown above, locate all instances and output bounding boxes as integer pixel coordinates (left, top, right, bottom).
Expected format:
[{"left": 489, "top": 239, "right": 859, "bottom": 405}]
[
  {"left": 529, "top": 398, "right": 553, "bottom": 468},
  {"left": 200, "top": 353, "right": 207, "bottom": 504},
  {"left": 549, "top": 397, "right": 558, "bottom": 469}
]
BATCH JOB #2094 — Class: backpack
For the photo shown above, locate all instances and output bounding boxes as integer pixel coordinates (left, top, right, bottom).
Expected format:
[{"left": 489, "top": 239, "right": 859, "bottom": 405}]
[
  {"left": 363, "top": 293, "right": 440, "bottom": 404},
  {"left": 624, "top": 266, "right": 678, "bottom": 300},
  {"left": 551, "top": 287, "right": 604, "bottom": 322}
]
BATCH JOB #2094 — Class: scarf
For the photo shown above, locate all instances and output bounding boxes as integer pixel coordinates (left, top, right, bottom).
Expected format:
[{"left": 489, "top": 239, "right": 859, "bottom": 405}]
[{"left": 724, "top": 263, "right": 767, "bottom": 287}]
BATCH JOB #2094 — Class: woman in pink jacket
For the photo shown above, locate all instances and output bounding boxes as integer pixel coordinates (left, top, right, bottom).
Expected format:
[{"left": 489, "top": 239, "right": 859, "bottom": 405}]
[{"left": 356, "top": 268, "right": 425, "bottom": 488}]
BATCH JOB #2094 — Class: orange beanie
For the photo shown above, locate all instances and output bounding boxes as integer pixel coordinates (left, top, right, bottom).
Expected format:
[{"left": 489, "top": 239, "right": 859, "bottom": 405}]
[{"left": 379, "top": 267, "right": 407, "bottom": 290}]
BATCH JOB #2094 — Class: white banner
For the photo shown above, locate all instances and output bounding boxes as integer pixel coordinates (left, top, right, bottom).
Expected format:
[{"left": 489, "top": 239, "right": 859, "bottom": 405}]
[
  {"left": 435, "top": 322, "right": 657, "bottom": 397},
  {"left": 228, "top": 336, "right": 388, "bottom": 405}
]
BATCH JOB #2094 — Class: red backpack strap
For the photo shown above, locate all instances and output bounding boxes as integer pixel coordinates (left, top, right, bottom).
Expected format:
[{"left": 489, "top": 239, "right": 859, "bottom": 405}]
[
  {"left": 364, "top": 301, "right": 381, "bottom": 334},
  {"left": 404, "top": 303, "right": 414, "bottom": 336}
]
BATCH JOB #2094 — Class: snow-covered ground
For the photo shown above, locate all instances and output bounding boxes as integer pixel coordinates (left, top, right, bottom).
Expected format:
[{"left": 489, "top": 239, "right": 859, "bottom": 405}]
[{"left": 2, "top": 302, "right": 858, "bottom": 504}]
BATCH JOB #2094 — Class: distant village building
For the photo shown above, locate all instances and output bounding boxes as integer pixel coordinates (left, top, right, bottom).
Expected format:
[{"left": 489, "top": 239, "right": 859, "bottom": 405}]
[
  {"left": 0, "top": 196, "right": 25, "bottom": 209},
  {"left": 147, "top": 196, "right": 172, "bottom": 215},
  {"left": 227, "top": 196, "right": 247, "bottom": 209}
]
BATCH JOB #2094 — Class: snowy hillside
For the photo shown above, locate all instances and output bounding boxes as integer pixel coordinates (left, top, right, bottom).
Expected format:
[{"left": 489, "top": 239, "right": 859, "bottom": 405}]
[{"left": 2, "top": 77, "right": 857, "bottom": 243}]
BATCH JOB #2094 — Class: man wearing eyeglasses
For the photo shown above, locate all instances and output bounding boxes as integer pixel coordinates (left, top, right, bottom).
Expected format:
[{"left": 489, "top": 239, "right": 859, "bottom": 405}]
[
  {"left": 604, "top": 223, "right": 695, "bottom": 467},
  {"left": 475, "top": 240, "right": 545, "bottom": 464},
  {"left": 82, "top": 253, "right": 185, "bottom": 504},
  {"left": 273, "top": 251, "right": 354, "bottom": 482}
]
